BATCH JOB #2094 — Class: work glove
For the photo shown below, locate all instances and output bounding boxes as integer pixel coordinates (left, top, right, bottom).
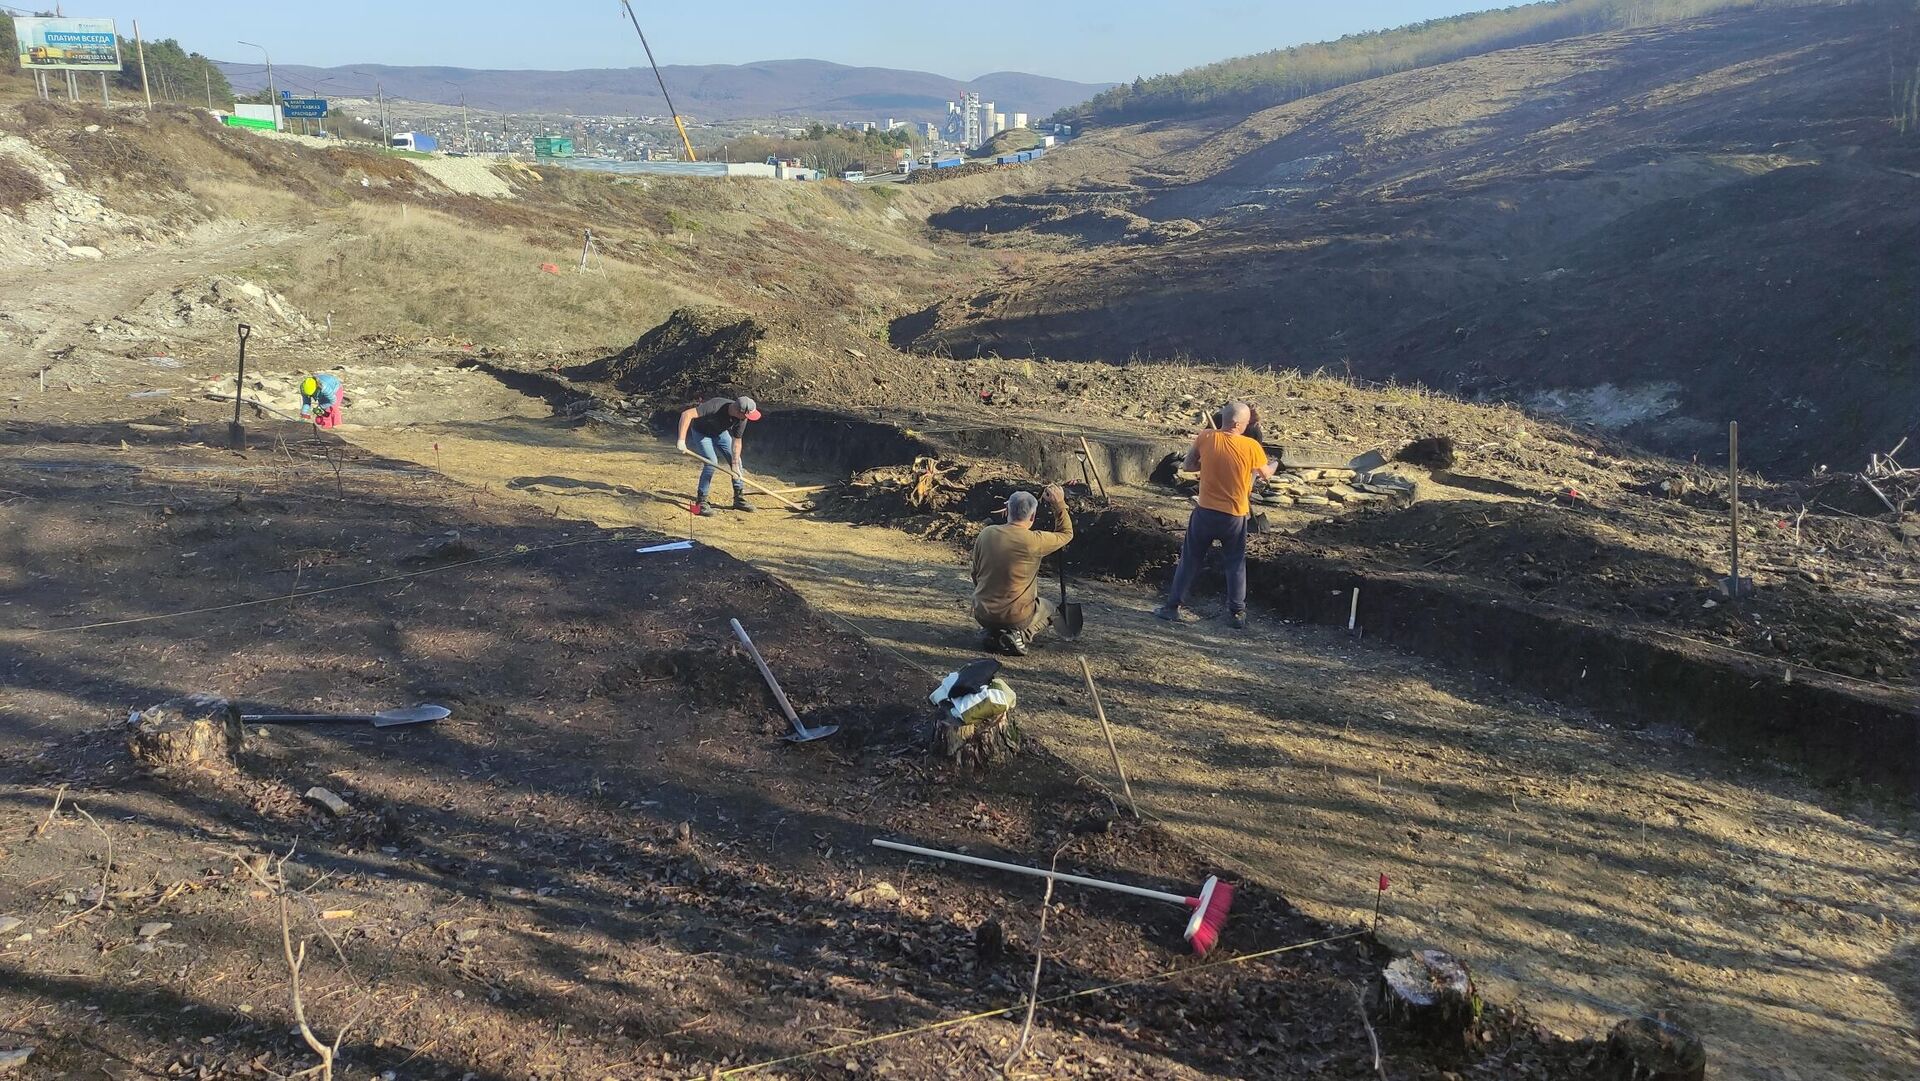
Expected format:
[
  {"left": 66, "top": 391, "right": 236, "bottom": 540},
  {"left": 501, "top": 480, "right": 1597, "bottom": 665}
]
[{"left": 676, "top": 439, "right": 688, "bottom": 454}]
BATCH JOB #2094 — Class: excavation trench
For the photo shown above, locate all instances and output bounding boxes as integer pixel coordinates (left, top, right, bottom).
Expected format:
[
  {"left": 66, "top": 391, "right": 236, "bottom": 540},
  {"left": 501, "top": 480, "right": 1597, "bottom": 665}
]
[
  {"left": 453, "top": 364, "right": 1918, "bottom": 787},
  {"left": 775, "top": 417, "right": 1920, "bottom": 791},
  {"left": 344, "top": 399, "right": 1920, "bottom": 1077}
]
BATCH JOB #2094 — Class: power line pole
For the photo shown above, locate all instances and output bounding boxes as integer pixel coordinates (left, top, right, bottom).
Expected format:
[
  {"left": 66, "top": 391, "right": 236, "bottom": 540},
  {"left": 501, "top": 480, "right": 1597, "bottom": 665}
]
[
  {"left": 205, "top": 68, "right": 213, "bottom": 110},
  {"left": 133, "top": 20, "right": 152, "bottom": 109}
]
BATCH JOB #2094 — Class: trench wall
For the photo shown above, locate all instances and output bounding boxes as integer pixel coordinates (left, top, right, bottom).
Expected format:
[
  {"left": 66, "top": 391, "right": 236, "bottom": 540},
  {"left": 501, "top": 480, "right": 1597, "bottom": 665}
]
[{"left": 1243, "top": 553, "right": 1920, "bottom": 791}]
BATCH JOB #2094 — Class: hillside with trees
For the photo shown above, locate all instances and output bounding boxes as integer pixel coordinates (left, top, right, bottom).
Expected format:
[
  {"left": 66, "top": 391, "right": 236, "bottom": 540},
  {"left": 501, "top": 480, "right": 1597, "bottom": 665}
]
[
  {"left": 1058, "top": 0, "right": 1854, "bottom": 124},
  {"left": 718, "top": 122, "right": 917, "bottom": 175}
]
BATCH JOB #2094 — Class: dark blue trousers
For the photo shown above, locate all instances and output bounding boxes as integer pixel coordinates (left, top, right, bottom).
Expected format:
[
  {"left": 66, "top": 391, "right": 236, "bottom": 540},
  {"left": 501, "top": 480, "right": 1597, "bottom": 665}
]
[{"left": 1166, "top": 506, "right": 1248, "bottom": 614}]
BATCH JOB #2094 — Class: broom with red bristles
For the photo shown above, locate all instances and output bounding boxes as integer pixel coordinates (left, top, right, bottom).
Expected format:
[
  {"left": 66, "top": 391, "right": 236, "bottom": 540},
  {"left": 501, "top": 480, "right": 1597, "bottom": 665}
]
[{"left": 872, "top": 839, "right": 1235, "bottom": 954}]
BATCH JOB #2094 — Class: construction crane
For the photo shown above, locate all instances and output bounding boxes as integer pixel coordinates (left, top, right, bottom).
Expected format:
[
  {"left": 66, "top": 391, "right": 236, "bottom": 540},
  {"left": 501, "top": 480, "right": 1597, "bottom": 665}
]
[{"left": 619, "top": 0, "right": 697, "bottom": 162}]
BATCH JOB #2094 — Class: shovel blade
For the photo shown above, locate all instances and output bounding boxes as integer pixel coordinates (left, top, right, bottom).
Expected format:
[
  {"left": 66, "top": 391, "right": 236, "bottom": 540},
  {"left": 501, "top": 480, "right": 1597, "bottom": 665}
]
[
  {"left": 371, "top": 704, "right": 451, "bottom": 727},
  {"left": 1060, "top": 602, "right": 1085, "bottom": 641},
  {"left": 784, "top": 723, "right": 840, "bottom": 742}
]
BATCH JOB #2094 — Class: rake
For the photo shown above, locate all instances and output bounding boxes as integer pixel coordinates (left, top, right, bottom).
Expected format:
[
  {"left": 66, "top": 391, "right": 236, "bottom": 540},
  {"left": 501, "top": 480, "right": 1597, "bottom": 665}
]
[{"left": 873, "top": 838, "right": 1234, "bottom": 954}]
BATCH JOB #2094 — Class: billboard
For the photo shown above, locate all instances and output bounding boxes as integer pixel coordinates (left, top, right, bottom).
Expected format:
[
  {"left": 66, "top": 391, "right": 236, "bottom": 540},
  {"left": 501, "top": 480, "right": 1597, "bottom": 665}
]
[{"left": 15, "top": 17, "right": 123, "bottom": 72}]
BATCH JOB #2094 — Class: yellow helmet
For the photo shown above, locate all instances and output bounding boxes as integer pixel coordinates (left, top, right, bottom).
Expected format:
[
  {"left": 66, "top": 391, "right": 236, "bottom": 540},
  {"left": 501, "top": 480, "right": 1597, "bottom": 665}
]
[{"left": 302, "top": 376, "right": 319, "bottom": 396}]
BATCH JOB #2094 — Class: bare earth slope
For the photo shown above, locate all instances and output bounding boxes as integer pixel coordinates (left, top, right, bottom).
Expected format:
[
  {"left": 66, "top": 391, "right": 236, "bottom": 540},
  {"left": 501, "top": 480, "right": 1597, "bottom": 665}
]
[{"left": 906, "top": 3, "right": 1920, "bottom": 472}]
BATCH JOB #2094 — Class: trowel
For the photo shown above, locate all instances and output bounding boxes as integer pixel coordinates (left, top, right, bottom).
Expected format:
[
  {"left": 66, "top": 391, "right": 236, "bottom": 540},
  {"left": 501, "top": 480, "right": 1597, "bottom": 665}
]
[{"left": 241, "top": 704, "right": 450, "bottom": 728}]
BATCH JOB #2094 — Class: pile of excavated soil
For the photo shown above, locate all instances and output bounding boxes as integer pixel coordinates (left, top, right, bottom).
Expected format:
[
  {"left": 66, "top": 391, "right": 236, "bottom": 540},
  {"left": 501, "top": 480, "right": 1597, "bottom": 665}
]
[
  {"left": 903, "top": 161, "right": 1007, "bottom": 184},
  {"left": 565, "top": 305, "right": 769, "bottom": 402},
  {"left": 409, "top": 155, "right": 515, "bottom": 198},
  {"left": 931, "top": 201, "right": 1071, "bottom": 233},
  {"left": 1296, "top": 499, "right": 1920, "bottom": 681},
  {"left": 87, "top": 275, "right": 314, "bottom": 344},
  {"left": 824, "top": 458, "right": 1183, "bottom": 580}
]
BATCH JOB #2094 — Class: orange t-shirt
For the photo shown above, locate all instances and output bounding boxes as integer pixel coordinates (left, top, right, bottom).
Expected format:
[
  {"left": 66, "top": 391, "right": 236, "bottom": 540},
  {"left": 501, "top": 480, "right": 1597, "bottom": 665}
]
[{"left": 1194, "top": 431, "right": 1267, "bottom": 517}]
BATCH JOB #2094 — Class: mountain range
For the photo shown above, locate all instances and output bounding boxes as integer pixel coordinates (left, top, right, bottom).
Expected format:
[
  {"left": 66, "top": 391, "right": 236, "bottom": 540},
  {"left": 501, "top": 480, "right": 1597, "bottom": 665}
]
[{"left": 215, "top": 58, "right": 1112, "bottom": 122}]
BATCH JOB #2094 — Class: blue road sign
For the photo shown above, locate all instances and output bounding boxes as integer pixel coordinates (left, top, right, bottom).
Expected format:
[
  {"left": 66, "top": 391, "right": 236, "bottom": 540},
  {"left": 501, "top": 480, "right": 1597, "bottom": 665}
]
[{"left": 281, "top": 98, "right": 328, "bottom": 118}]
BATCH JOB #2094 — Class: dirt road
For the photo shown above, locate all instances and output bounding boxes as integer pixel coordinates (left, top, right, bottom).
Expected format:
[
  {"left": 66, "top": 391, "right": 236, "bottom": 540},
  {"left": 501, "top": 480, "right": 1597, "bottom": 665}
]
[{"left": 350, "top": 416, "right": 1920, "bottom": 1081}]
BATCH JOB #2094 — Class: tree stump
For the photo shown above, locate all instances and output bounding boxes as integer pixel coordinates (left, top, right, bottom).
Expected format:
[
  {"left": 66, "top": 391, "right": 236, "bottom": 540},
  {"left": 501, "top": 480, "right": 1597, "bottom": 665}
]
[
  {"left": 127, "top": 694, "right": 242, "bottom": 768},
  {"left": 1606, "top": 1013, "right": 1706, "bottom": 1081},
  {"left": 1377, "top": 949, "right": 1482, "bottom": 1046}
]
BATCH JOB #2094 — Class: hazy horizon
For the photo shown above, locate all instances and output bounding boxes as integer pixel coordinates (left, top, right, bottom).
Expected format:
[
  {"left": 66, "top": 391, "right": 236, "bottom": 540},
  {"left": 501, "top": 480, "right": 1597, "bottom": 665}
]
[{"left": 93, "top": 0, "right": 1512, "bottom": 85}]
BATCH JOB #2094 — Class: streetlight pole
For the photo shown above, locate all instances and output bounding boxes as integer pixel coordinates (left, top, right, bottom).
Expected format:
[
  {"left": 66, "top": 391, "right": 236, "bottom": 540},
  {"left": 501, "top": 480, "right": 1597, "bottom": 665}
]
[{"left": 238, "top": 40, "right": 275, "bottom": 129}]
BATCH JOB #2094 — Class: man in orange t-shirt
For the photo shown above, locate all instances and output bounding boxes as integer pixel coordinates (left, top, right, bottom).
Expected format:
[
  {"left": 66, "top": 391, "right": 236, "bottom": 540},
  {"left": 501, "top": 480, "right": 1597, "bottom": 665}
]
[{"left": 1155, "top": 401, "right": 1276, "bottom": 629}]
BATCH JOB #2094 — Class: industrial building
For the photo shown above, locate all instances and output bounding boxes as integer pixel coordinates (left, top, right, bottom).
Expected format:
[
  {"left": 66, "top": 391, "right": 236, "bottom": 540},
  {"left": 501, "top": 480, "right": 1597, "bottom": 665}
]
[{"left": 944, "top": 91, "right": 1031, "bottom": 149}]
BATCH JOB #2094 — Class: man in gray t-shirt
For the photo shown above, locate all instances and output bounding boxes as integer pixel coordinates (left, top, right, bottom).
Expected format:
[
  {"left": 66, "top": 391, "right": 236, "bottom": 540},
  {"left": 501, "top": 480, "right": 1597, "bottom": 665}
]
[{"left": 675, "top": 395, "right": 762, "bottom": 513}]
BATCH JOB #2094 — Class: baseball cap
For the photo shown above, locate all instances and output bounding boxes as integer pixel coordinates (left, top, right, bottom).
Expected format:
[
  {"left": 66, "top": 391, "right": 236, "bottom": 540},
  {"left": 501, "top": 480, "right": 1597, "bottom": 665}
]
[{"left": 737, "top": 395, "right": 762, "bottom": 420}]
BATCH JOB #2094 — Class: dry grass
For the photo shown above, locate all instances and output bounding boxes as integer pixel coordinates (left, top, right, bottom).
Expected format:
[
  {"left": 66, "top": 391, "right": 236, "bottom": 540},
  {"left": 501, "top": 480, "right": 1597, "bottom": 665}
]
[
  {"left": 255, "top": 202, "right": 713, "bottom": 350},
  {"left": 1, "top": 98, "right": 1015, "bottom": 350},
  {"left": 0, "top": 151, "right": 44, "bottom": 212}
]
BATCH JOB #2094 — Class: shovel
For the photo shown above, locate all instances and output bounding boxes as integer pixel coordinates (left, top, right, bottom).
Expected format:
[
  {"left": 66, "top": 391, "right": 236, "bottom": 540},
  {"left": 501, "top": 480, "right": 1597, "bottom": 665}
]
[
  {"left": 241, "top": 704, "right": 449, "bottom": 728},
  {"left": 730, "top": 618, "right": 838, "bottom": 742},
  {"left": 1056, "top": 554, "right": 1084, "bottom": 641},
  {"left": 227, "top": 323, "right": 251, "bottom": 452}
]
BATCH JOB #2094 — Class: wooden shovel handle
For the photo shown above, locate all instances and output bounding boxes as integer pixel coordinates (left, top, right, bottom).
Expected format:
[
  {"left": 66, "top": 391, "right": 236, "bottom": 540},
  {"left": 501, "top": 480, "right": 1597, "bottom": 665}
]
[
  {"left": 680, "top": 448, "right": 809, "bottom": 511},
  {"left": 1077, "top": 436, "right": 1110, "bottom": 502},
  {"left": 730, "top": 618, "right": 802, "bottom": 728}
]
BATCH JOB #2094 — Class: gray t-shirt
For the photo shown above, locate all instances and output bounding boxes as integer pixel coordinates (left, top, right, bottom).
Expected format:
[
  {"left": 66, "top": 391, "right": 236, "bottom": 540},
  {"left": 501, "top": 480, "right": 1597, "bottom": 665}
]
[{"left": 689, "top": 398, "right": 745, "bottom": 439}]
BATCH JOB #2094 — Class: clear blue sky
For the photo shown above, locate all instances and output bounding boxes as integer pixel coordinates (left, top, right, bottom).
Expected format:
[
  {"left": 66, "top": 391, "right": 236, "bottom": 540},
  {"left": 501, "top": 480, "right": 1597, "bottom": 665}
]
[{"left": 82, "top": 1, "right": 1502, "bottom": 83}]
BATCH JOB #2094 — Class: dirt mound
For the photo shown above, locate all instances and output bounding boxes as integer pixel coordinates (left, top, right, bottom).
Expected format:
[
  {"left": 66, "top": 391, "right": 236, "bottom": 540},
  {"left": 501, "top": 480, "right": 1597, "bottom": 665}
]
[
  {"left": 567, "top": 306, "right": 769, "bottom": 401},
  {"left": 903, "top": 161, "right": 1005, "bottom": 184},
  {"left": 1037, "top": 207, "right": 1154, "bottom": 244},
  {"left": 932, "top": 200, "right": 1198, "bottom": 247},
  {"left": 929, "top": 201, "right": 1070, "bottom": 233},
  {"left": 89, "top": 275, "right": 315, "bottom": 343},
  {"left": 1299, "top": 499, "right": 1917, "bottom": 680}
]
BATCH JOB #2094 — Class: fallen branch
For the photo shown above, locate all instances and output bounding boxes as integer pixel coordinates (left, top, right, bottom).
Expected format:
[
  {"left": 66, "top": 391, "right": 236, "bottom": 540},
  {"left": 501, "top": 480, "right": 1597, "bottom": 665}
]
[
  {"left": 1356, "top": 983, "right": 1385, "bottom": 1080},
  {"left": 281, "top": 896, "right": 359, "bottom": 1081},
  {"left": 32, "top": 784, "right": 68, "bottom": 838},
  {"left": 1004, "top": 840, "right": 1071, "bottom": 1076}
]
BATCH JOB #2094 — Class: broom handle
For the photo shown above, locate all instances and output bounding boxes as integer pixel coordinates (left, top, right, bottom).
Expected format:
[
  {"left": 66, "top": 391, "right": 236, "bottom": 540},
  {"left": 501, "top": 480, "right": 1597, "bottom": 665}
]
[
  {"left": 873, "top": 839, "right": 1185, "bottom": 905},
  {"left": 680, "top": 448, "right": 809, "bottom": 511}
]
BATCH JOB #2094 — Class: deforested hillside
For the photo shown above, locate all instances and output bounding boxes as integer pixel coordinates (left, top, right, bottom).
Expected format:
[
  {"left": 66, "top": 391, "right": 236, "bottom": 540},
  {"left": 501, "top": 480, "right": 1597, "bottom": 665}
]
[
  {"left": 909, "top": 2, "right": 1920, "bottom": 471},
  {"left": 1063, "top": 0, "right": 1854, "bottom": 125}
]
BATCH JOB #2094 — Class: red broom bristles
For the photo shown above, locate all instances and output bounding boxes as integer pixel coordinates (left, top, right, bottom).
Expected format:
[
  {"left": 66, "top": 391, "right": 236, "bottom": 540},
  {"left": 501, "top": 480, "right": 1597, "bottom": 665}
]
[{"left": 1182, "top": 876, "right": 1234, "bottom": 955}]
